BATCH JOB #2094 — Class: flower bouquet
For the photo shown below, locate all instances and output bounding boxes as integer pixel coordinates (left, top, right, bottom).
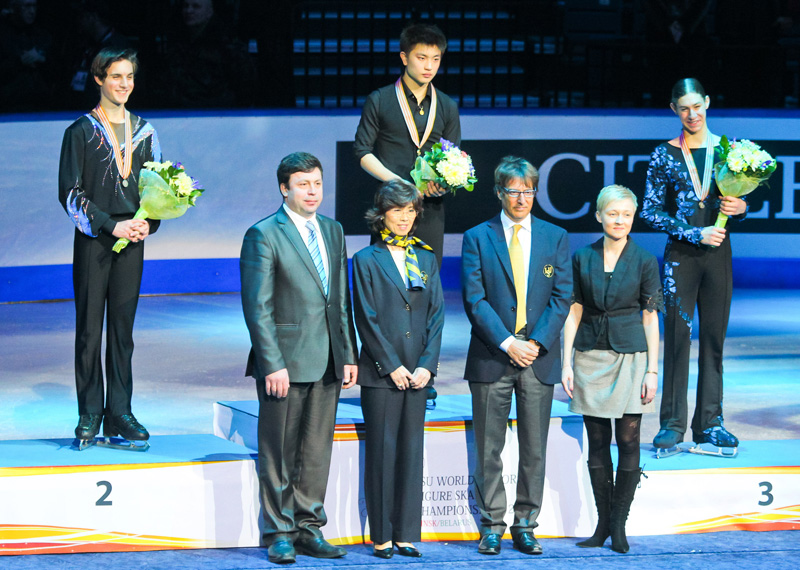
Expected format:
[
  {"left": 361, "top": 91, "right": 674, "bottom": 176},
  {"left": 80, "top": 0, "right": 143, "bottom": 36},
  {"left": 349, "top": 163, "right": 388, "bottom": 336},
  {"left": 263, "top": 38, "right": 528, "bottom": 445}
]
[
  {"left": 112, "top": 161, "right": 204, "bottom": 253},
  {"left": 410, "top": 138, "right": 477, "bottom": 195},
  {"left": 713, "top": 136, "right": 776, "bottom": 228}
]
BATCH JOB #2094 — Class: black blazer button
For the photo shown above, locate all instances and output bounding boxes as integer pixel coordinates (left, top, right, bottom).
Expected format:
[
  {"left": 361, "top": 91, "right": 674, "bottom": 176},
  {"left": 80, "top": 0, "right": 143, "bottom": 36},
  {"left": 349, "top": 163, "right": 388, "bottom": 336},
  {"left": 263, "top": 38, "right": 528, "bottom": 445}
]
[
  {"left": 405, "top": 332, "right": 411, "bottom": 338},
  {"left": 511, "top": 306, "right": 516, "bottom": 312}
]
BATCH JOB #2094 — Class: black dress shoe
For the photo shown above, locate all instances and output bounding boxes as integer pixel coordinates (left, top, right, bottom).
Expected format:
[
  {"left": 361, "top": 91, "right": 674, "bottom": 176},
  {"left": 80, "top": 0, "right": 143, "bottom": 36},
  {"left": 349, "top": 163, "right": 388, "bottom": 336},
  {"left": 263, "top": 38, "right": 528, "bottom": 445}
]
[
  {"left": 104, "top": 413, "right": 149, "bottom": 441},
  {"left": 512, "top": 532, "right": 543, "bottom": 555},
  {"left": 75, "top": 414, "right": 102, "bottom": 440},
  {"left": 294, "top": 536, "right": 346, "bottom": 558},
  {"left": 395, "top": 544, "right": 421, "bottom": 557},
  {"left": 478, "top": 533, "right": 501, "bottom": 555},
  {"left": 267, "top": 540, "right": 296, "bottom": 564},
  {"left": 373, "top": 546, "right": 393, "bottom": 559}
]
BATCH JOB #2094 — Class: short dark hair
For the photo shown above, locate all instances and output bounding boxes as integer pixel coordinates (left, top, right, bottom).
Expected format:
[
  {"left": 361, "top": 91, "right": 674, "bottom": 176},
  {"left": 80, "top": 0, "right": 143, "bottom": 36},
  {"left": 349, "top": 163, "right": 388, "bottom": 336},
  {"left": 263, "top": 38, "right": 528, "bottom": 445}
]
[
  {"left": 400, "top": 23, "right": 447, "bottom": 54},
  {"left": 91, "top": 47, "right": 138, "bottom": 82},
  {"left": 364, "top": 179, "right": 424, "bottom": 235},
  {"left": 494, "top": 156, "right": 539, "bottom": 193},
  {"left": 276, "top": 152, "right": 323, "bottom": 189},
  {"left": 671, "top": 78, "right": 706, "bottom": 104}
]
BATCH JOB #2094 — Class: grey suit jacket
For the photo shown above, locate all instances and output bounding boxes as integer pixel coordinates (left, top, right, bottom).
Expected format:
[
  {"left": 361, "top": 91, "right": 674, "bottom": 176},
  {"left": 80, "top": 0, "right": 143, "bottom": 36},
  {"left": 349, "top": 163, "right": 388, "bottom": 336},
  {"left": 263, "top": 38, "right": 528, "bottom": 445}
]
[
  {"left": 461, "top": 213, "right": 572, "bottom": 385},
  {"left": 240, "top": 206, "right": 358, "bottom": 383},
  {"left": 352, "top": 241, "right": 445, "bottom": 388}
]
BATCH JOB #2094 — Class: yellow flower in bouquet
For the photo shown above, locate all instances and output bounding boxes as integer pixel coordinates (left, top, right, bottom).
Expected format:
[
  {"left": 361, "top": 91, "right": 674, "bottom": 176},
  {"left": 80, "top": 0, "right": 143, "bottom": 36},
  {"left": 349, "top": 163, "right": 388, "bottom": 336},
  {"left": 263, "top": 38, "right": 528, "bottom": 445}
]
[
  {"left": 112, "top": 161, "right": 205, "bottom": 253},
  {"left": 713, "top": 136, "right": 776, "bottom": 228}
]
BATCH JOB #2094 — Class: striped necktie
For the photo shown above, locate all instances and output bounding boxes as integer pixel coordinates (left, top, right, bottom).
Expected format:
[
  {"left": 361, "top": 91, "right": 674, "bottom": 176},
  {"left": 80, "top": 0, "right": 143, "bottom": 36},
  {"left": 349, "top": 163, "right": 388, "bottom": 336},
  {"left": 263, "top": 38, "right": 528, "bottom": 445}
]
[
  {"left": 509, "top": 224, "right": 526, "bottom": 334},
  {"left": 306, "top": 221, "right": 328, "bottom": 296}
]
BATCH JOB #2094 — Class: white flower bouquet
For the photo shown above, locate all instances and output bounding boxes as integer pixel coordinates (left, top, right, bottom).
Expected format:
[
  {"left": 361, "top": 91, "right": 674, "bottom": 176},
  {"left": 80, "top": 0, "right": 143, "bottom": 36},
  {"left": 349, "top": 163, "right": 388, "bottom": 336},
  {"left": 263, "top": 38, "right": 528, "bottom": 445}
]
[
  {"left": 112, "top": 161, "right": 205, "bottom": 253},
  {"left": 713, "top": 137, "right": 776, "bottom": 228},
  {"left": 410, "top": 138, "right": 477, "bottom": 195}
]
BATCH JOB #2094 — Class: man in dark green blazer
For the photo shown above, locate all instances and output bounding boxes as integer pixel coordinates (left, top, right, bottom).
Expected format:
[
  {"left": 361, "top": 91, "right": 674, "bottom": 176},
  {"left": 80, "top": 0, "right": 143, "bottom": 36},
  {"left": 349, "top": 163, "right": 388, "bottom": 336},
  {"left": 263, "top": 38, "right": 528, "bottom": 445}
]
[{"left": 240, "top": 152, "right": 358, "bottom": 564}]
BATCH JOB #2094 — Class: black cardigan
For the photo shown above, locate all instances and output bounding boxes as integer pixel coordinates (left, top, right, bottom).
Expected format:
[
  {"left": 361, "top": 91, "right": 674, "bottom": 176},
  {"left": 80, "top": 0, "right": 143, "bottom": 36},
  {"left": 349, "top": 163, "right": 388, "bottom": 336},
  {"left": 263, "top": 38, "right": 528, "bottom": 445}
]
[{"left": 572, "top": 238, "right": 663, "bottom": 353}]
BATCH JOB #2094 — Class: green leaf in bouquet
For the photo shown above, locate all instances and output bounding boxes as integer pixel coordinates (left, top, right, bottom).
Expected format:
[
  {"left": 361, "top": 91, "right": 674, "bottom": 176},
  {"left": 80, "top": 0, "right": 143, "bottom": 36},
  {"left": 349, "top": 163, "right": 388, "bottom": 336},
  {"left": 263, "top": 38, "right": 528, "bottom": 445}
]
[
  {"left": 719, "top": 135, "right": 730, "bottom": 159},
  {"left": 188, "top": 189, "right": 203, "bottom": 206}
]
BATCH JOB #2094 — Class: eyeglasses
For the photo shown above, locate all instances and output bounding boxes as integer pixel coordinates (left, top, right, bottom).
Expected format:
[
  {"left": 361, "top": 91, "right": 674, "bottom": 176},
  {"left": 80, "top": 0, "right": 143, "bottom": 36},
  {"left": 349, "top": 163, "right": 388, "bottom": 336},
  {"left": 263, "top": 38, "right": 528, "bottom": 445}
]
[{"left": 501, "top": 187, "right": 537, "bottom": 198}]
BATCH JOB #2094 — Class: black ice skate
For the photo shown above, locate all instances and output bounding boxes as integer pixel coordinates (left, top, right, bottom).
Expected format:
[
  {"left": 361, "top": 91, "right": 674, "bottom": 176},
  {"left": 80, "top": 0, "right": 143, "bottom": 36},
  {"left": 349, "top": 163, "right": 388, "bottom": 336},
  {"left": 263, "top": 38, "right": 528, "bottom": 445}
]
[
  {"left": 653, "top": 429, "right": 683, "bottom": 458},
  {"left": 689, "top": 422, "right": 738, "bottom": 458},
  {"left": 74, "top": 414, "right": 102, "bottom": 450},
  {"left": 97, "top": 413, "right": 151, "bottom": 452}
]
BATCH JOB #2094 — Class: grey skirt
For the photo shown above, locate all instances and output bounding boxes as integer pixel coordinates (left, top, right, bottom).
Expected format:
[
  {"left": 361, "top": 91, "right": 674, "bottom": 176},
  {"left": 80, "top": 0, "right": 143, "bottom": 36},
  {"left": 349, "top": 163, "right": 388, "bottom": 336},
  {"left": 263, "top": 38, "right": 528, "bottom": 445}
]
[{"left": 568, "top": 349, "right": 655, "bottom": 418}]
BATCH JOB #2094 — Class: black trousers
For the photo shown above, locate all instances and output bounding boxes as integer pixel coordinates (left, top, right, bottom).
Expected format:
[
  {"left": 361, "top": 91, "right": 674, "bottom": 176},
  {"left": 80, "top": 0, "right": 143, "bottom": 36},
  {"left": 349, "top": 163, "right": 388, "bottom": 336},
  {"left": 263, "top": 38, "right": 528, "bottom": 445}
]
[
  {"left": 361, "top": 385, "right": 428, "bottom": 544},
  {"left": 72, "top": 229, "right": 144, "bottom": 416},
  {"left": 469, "top": 367, "right": 554, "bottom": 536},
  {"left": 255, "top": 357, "right": 340, "bottom": 546},
  {"left": 415, "top": 196, "right": 444, "bottom": 267},
  {"left": 661, "top": 238, "right": 732, "bottom": 437}
]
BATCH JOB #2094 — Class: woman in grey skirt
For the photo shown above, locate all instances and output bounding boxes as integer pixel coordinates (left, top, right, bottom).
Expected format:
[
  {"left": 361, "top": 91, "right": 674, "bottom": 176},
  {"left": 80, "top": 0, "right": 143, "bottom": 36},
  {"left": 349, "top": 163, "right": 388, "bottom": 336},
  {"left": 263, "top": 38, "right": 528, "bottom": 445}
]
[{"left": 561, "top": 184, "right": 663, "bottom": 554}]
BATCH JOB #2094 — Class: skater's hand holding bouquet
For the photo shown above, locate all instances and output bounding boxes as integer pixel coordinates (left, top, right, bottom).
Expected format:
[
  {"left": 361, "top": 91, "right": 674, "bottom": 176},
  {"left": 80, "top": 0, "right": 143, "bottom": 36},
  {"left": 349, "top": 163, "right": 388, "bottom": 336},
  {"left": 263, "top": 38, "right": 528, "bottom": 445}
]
[
  {"left": 112, "top": 161, "right": 205, "bottom": 253},
  {"left": 410, "top": 138, "right": 477, "bottom": 196},
  {"left": 713, "top": 137, "right": 775, "bottom": 228}
]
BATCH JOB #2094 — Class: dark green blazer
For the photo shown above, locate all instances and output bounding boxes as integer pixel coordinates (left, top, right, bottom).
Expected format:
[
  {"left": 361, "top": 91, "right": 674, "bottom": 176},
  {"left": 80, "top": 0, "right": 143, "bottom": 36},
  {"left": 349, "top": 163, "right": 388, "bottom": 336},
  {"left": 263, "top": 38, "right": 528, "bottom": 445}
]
[{"left": 240, "top": 206, "right": 358, "bottom": 383}]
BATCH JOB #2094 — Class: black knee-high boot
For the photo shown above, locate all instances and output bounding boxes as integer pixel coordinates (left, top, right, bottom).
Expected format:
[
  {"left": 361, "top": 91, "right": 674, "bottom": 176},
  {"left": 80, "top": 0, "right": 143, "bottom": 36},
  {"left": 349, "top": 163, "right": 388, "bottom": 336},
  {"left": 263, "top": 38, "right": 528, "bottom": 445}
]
[
  {"left": 610, "top": 467, "right": 641, "bottom": 553},
  {"left": 577, "top": 463, "right": 613, "bottom": 547}
]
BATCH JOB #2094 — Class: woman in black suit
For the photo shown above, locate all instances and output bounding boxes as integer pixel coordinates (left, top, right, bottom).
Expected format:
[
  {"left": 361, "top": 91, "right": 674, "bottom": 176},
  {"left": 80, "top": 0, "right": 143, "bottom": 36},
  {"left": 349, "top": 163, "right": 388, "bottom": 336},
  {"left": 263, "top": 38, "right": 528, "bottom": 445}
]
[
  {"left": 352, "top": 179, "right": 445, "bottom": 559},
  {"left": 561, "top": 184, "right": 662, "bottom": 554}
]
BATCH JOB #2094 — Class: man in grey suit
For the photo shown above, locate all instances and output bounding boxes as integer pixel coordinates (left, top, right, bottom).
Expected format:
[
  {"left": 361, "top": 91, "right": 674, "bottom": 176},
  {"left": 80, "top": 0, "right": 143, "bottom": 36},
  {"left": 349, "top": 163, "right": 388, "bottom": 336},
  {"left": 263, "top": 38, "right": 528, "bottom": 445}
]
[
  {"left": 461, "top": 156, "right": 571, "bottom": 556},
  {"left": 240, "top": 152, "right": 359, "bottom": 564}
]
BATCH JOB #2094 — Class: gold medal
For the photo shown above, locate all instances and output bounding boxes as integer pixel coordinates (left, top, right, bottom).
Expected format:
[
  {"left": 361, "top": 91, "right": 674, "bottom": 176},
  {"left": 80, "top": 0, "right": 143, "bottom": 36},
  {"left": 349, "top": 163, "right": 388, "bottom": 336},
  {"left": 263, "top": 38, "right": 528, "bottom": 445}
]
[
  {"left": 419, "top": 108, "right": 425, "bottom": 115},
  {"left": 122, "top": 179, "right": 128, "bottom": 187},
  {"left": 698, "top": 202, "right": 704, "bottom": 209}
]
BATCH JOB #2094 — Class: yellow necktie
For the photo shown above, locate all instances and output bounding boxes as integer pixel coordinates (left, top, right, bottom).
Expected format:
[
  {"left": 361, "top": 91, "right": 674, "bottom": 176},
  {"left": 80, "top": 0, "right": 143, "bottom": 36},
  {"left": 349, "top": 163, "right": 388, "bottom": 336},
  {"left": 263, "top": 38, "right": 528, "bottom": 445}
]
[{"left": 509, "top": 224, "right": 526, "bottom": 334}]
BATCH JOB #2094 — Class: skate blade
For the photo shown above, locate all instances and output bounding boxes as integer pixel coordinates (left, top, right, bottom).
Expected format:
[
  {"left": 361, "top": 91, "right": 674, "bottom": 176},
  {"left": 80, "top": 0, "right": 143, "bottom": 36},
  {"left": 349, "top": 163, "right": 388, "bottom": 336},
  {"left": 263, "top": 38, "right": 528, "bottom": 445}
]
[
  {"left": 97, "top": 437, "right": 150, "bottom": 452},
  {"left": 688, "top": 443, "right": 738, "bottom": 458},
  {"left": 654, "top": 445, "right": 682, "bottom": 459},
  {"left": 75, "top": 438, "right": 97, "bottom": 451}
]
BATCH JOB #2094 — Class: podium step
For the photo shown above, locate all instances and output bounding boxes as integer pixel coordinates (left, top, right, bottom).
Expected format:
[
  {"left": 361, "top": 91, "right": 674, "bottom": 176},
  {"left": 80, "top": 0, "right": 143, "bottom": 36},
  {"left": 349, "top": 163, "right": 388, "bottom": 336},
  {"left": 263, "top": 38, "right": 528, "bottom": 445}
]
[
  {"left": 215, "top": 394, "right": 592, "bottom": 542},
  {"left": 0, "top": 435, "right": 260, "bottom": 555},
  {"left": 215, "top": 395, "right": 800, "bottom": 541}
]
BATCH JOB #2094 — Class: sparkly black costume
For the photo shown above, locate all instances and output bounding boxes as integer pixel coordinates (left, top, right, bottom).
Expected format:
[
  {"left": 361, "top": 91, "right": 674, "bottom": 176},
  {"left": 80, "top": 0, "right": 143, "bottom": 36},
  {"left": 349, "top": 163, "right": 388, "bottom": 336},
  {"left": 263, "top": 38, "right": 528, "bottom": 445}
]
[
  {"left": 58, "top": 112, "right": 161, "bottom": 417},
  {"left": 641, "top": 142, "right": 745, "bottom": 440}
]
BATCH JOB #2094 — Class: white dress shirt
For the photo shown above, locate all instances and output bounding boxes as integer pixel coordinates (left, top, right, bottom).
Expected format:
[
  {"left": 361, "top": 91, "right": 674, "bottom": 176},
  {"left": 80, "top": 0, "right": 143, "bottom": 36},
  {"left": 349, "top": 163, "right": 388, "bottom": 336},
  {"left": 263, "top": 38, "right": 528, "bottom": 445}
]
[{"left": 390, "top": 248, "right": 410, "bottom": 288}]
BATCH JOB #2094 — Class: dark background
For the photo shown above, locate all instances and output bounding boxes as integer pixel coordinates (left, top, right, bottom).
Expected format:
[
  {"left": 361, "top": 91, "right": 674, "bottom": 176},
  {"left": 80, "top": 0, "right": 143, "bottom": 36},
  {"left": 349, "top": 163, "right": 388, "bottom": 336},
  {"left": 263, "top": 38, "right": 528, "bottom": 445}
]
[{"left": 4, "top": 0, "right": 800, "bottom": 113}]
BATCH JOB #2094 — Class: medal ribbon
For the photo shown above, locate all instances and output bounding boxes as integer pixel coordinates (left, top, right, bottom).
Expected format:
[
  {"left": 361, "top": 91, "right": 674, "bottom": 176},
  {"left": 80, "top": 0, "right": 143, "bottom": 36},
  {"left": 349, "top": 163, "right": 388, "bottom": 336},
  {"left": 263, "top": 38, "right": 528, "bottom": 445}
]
[
  {"left": 94, "top": 104, "right": 132, "bottom": 181},
  {"left": 679, "top": 131, "right": 714, "bottom": 204},
  {"left": 380, "top": 228, "right": 433, "bottom": 290},
  {"left": 395, "top": 78, "right": 437, "bottom": 153}
]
